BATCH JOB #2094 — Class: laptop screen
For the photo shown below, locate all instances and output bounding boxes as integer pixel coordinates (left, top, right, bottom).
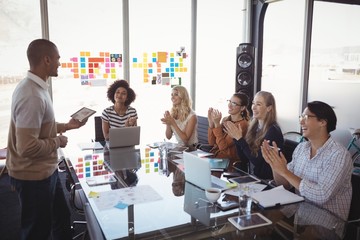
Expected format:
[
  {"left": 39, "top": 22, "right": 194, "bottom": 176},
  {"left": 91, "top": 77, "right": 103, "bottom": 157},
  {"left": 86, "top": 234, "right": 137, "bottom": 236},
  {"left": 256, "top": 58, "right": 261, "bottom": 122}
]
[
  {"left": 183, "top": 152, "right": 231, "bottom": 191},
  {"left": 183, "top": 152, "right": 213, "bottom": 190}
]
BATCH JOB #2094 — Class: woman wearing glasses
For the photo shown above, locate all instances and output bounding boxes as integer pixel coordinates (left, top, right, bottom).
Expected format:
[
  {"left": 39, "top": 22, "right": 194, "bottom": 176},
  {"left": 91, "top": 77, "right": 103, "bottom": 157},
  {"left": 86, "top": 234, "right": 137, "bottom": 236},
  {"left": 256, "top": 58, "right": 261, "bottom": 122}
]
[
  {"left": 261, "top": 101, "right": 352, "bottom": 220},
  {"left": 207, "top": 92, "right": 250, "bottom": 171},
  {"left": 224, "top": 91, "right": 284, "bottom": 180}
]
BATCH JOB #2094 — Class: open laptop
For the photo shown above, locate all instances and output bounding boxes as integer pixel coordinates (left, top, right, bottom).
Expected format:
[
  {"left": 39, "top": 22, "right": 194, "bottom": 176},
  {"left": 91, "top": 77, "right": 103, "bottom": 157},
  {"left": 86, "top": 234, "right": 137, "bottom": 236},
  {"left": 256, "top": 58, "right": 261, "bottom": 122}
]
[
  {"left": 107, "top": 147, "right": 141, "bottom": 170},
  {"left": 108, "top": 126, "right": 140, "bottom": 148},
  {"left": 183, "top": 151, "right": 231, "bottom": 191},
  {"left": 183, "top": 182, "right": 211, "bottom": 226}
]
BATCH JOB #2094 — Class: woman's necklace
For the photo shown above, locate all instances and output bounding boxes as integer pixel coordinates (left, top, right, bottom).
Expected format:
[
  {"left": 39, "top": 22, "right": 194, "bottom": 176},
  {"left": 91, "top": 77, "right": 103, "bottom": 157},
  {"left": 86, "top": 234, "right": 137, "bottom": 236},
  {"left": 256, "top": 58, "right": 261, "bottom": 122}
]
[{"left": 230, "top": 115, "right": 244, "bottom": 123}]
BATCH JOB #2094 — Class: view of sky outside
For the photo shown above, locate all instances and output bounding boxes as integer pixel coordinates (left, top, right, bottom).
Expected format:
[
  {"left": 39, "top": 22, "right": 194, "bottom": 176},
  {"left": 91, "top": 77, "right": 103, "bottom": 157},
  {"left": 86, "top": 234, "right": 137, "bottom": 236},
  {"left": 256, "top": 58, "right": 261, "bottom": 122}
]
[{"left": 262, "top": 0, "right": 360, "bottom": 145}]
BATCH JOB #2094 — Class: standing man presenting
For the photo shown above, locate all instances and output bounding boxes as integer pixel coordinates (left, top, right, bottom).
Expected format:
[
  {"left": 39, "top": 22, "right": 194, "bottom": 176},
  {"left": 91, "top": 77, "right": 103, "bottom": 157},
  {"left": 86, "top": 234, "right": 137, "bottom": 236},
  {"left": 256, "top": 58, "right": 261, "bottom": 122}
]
[{"left": 6, "top": 39, "right": 87, "bottom": 240}]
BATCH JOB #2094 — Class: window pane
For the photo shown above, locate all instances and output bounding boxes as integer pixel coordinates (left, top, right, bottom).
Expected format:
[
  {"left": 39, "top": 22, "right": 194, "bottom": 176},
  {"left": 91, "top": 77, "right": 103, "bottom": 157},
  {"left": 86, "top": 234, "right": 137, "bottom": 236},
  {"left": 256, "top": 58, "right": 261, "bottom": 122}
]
[
  {"left": 129, "top": 0, "right": 191, "bottom": 144},
  {"left": 196, "top": 0, "right": 244, "bottom": 117},
  {"left": 262, "top": 0, "right": 305, "bottom": 133},
  {"left": 48, "top": 0, "right": 123, "bottom": 145},
  {"left": 309, "top": 2, "right": 360, "bottom": 145},
  {"left": 0, "top": 1, "right": 41, "bottom": 147}
]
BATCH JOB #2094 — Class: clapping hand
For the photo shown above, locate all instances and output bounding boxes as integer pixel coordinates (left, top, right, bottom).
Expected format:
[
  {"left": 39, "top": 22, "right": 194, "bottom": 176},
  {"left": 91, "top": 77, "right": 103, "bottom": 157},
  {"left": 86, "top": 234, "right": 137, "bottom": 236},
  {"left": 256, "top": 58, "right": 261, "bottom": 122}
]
[
  {"left": 208, "top": 108, "right": 222, "bottom": 128},
  {"left": 223, "top": 121, "right": 243, "bottom": 140},
  {"left": 211, "top": 109, "right": 222, "bottom": 127},
  {"left": 161, "top": 111, "right": 173, "bottom": 126},
  {"left": 126, "top": 116, "right": 137, "bottom": 127},
  {"left": 208, "top": 108, "right": 214, "bottom": 127},
  {"left": 261, "top": 140, "right": 287, "bottom": 175}
]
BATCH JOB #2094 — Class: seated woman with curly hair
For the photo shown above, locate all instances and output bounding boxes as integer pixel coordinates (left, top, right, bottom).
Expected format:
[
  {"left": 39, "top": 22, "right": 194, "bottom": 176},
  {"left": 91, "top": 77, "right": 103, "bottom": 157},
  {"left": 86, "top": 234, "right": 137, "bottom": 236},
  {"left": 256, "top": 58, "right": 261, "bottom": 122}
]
[{"left": 101, "top": 79, "right": 138, "bottom": 140}]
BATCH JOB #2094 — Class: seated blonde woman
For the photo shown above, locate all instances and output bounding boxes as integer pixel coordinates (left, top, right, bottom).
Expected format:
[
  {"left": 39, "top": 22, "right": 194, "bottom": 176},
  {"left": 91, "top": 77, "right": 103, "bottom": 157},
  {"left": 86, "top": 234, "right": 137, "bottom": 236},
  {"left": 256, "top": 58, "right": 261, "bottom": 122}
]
[{"left": 161, "top": 86, "right": 198, "bottom": 147}]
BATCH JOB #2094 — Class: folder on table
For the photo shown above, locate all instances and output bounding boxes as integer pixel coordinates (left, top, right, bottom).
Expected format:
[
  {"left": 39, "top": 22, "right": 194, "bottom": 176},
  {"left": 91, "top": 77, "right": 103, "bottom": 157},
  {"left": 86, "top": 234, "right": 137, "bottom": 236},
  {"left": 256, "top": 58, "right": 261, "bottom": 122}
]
[{"left": 251, "top": 185, "right": 304, "bottom": 208}]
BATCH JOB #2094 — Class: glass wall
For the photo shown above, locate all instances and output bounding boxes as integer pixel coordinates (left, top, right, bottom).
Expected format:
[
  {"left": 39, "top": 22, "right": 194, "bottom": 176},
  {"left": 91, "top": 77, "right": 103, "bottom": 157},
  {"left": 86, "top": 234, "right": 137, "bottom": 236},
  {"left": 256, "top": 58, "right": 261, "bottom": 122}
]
[
  {"left": 196, "top": 0, "right": 244, "bottom": 117},
  {"left": 1, "top": 0, "right": 359, "bottom": 149},
  {"left": 48, "top": 0, "right": 124, "bottom": 146},
  {"left": 129, "top": 0, "right": 191, "bottom": 144},
  {"left": 262, "top": 0, "right": 305, "bottom": 133},
  {"left": 0, "top": 1, "right": 41, "bottom": 147},
  {"left": 0, "top": 0, "right": 245, "bottom": 147},
  {"left": 309, "top": 2, "right": 360, "bottom": 146}
]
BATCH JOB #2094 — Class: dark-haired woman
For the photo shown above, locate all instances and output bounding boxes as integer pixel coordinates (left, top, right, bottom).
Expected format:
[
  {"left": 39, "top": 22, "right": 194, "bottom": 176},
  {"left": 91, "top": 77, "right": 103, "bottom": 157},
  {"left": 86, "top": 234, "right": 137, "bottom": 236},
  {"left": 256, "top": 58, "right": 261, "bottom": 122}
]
[
  {"left": 207, "top": 92, "right": 250, "bottom": 170},
  {"left": 101, "top": 79, "right": 138, "bottom": 140}
]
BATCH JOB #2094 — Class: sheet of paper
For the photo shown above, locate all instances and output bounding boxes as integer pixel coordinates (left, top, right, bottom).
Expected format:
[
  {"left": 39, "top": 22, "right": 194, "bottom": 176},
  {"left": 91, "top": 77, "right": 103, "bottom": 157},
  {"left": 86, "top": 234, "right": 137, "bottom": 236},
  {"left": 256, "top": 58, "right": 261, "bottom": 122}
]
[
  {"left": 224, "top": 183, "right": 268, "bottom": 197},
  {"left": 92, "top": 185, "right": 163, "bottom": 211},
  {"left": 188, "top": 149, "right": 214, "bottom": 158},
  {"left": 78, "top": 142, "right": 104, "bottom": 150}
]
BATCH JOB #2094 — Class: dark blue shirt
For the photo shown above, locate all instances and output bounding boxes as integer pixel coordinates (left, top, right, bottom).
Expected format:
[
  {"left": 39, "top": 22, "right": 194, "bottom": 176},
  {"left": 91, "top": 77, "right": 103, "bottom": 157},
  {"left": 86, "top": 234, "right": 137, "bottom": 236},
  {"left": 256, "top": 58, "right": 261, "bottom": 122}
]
[{"left": 234, "top": 123, "right": 284, "bottom": 180}]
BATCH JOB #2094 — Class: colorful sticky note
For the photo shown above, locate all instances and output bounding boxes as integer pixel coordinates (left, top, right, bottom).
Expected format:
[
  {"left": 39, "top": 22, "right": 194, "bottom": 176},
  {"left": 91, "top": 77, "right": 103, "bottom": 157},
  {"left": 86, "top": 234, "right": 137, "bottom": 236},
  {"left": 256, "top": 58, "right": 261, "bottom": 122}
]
[
  {"left": 88, "top": 191, "right": 100, "bottom": 198},
  {"left": 157, "top": 52, "right": 167, "bottom": 63},
  {"left": 114, "top": 202, "right": 128, "bottom": 209}
]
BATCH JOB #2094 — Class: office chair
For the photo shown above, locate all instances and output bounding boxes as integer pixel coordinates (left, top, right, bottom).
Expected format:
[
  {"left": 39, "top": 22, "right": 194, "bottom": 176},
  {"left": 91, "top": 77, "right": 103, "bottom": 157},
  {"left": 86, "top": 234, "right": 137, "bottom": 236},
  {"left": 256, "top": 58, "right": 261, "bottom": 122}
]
[
  {"left": 63, "top": 157, "right": 88, "bottom": 240},
  {"left": 0, "top": 148, "right": 7, "bottom": 179},
  {"left": 195, "top": 115, "right": 213, "bottom": 152},
  {"left": 282, "top": 131, "right": 304, "bottom": 163},
  {"left": 84, "top": 203, "right": 105, "bottom": 240},
  {"left": 94, "top": 116, "right": 105, "bottom": 143}
]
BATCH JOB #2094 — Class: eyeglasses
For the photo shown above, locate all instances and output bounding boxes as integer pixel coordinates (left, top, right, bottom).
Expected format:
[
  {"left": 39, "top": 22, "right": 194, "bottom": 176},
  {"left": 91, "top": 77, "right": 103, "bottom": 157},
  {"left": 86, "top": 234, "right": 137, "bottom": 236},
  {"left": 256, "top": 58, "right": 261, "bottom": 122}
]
[
  {"left": 299, "top": 114, "right": 317, "bottom": 121},
  {"left": 227, "top": 100, "right": 241, "bottom": 107}
]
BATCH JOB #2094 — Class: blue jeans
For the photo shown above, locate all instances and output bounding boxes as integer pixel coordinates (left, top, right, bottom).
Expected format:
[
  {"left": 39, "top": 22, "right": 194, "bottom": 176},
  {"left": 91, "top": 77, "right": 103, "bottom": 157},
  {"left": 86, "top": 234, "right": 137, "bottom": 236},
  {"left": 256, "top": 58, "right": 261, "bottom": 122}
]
[{"left": 10, "top": 170, "right": 72, "bottom": 240}]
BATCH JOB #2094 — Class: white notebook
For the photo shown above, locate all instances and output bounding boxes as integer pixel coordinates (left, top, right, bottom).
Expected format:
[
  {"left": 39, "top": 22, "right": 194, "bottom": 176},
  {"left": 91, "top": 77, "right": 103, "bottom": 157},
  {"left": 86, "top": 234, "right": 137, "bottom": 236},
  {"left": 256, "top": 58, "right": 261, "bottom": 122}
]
[{"left": 251, "top": 185, "right": 304, "bottom": 208}]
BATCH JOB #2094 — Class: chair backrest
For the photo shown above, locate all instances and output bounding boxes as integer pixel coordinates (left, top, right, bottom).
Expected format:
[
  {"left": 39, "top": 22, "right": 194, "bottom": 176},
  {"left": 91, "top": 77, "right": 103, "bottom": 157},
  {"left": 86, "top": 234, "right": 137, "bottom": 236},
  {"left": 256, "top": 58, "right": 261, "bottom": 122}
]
[
  {"left": 84, "top": 203, "right": 105, "bottom": 240},
  {"left": 94, "top": 116, "right": 105, "bottom": 142},
  {"left": 282, "top": 131, "right": 304, "bottom": 163},
  {"left": 348, "top": 175, "right": 360, "bottom": 222},
  {"left": 197, "top": 115, "right": 209, "bottom": 145},
  {"left": 63, "top": 157, "right": 85, "bottom": 213}
]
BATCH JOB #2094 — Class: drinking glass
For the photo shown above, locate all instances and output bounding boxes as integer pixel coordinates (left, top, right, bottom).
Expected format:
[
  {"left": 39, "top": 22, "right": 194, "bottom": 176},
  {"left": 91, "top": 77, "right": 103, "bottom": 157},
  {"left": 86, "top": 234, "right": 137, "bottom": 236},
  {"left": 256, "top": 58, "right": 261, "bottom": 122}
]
[
  {"left": 158, "top": 144, "right": 168, "bottom": 174},
  {"left": 238, "top": 184, "right": 252, "bottom": 215}
]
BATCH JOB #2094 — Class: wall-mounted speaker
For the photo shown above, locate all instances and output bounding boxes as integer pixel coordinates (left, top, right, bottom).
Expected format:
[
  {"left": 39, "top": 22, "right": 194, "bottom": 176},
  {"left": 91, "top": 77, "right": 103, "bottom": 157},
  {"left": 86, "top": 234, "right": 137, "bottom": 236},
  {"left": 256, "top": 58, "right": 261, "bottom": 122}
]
[{"left": 235, "top": 43, "right": 255, "bottom": 111}]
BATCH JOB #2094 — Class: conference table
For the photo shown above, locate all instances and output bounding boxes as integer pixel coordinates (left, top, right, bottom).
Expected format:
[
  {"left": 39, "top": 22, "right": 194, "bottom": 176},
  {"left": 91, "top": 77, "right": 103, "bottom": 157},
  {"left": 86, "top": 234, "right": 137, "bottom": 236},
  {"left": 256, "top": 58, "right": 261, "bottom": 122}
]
[{"left": 63, "top": 142, "right": 358, "bottom": 240}]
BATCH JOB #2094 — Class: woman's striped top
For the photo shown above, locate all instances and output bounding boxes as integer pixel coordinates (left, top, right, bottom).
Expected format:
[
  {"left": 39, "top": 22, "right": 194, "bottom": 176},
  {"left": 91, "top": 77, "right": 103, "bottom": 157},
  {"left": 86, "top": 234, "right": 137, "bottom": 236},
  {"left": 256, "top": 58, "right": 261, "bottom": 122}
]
[{"left": 101, "top": 105, "right": 138, "bottom": 128}]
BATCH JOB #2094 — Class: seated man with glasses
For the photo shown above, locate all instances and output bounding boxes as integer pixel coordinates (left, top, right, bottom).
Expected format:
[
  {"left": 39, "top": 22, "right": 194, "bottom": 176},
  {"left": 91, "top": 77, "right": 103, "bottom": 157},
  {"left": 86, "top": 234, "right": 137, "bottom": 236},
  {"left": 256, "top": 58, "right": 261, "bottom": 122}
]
[{"left": 261, "top": 101, "right": 353, "bottom": 220}]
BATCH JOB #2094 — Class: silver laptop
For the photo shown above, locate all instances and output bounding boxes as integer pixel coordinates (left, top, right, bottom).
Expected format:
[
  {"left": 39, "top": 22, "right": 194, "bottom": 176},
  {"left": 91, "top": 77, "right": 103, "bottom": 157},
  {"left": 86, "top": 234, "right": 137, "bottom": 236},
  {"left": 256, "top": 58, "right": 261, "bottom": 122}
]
[
  {"left": 108, "top": 126, "right": 140, "bottom": 148},
  {"left": 108, "top": 147, "right": 141, "bottom": 170},
  {"left": 183, "top": 182, "right": 211, "bottom": 226},
  {"left": 183, "top": 151, "right": 231, "bottom": 191}
]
